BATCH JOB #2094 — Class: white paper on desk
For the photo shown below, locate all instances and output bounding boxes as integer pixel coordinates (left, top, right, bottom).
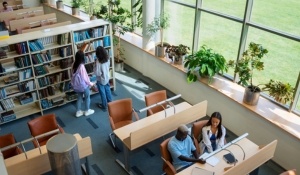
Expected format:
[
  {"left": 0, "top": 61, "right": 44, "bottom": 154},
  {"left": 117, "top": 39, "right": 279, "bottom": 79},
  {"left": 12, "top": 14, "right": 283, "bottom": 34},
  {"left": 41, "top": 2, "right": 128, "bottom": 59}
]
[{"left": 206, "top": 156, "right": 219, "bottom": 167}]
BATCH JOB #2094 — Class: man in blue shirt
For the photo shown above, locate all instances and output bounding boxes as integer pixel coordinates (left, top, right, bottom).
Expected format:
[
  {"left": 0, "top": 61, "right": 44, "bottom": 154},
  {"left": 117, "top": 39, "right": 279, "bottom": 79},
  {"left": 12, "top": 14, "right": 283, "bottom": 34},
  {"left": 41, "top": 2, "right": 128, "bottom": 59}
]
[{"left": 168, "top": 124, "right": 206, "bottom": 170}]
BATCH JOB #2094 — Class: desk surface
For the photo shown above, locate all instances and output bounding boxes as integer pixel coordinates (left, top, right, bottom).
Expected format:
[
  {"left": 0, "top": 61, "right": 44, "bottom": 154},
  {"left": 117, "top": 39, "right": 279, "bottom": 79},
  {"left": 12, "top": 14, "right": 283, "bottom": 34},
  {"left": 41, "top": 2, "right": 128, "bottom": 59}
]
[
  {"left": 176, "top": 138, "right": 259, "bottom": 175},
  {"left": 114, "top": 102, "right": 192, "bottom": 142}
]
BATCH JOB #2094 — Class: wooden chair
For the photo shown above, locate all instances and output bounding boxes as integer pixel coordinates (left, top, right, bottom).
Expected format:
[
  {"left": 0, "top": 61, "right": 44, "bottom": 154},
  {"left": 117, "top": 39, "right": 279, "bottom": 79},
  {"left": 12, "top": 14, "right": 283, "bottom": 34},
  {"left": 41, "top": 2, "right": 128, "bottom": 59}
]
[
  {"left": 279, "top": 169, "right": 297, "bottom": 175},
  {"left": 108, "top": 98, "right": 139, "bottom": 148},
  {"left": 0, "top": 133, "right": 23, "bottom": 159},
  {"left": 144, "top": 90, "right": 167, "bottom": 116},
  {"left": 27, "top": 113, "right": 64, "bottom": 148},
  {"left": 160, "top": 136, "right": 199, "bottom": 175},
  {"left": 192, "top": 120, "right": 208, "bottom": 154}
]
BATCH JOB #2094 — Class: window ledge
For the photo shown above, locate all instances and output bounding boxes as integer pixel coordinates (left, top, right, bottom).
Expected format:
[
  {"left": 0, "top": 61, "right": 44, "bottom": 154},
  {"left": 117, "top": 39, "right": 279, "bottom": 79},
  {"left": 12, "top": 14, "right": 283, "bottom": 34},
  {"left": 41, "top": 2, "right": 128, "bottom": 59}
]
[{"left": 120, "top": 32, "right": 300, "bottom": 140}]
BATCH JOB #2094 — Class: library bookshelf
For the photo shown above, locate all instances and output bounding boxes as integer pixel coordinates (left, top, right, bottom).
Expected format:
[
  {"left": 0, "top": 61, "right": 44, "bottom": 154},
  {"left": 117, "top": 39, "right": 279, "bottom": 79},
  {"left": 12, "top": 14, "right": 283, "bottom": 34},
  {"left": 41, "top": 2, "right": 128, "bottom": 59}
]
[{"left": 0, "top": 19, "right": 115, "bottom": 125}]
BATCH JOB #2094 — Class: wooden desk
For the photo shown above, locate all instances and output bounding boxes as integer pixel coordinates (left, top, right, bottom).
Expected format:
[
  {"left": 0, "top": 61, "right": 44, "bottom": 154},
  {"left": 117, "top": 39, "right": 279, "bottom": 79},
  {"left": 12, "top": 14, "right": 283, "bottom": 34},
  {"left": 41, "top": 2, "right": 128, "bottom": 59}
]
[
  {"left": 114, "top": 101, "right": 207, "bottom": 174},
  {"left": 3, "top": 133, "right": 92, "bottom": 175},
  {"left": 176, "top": 138, "right": 277, "bottom": 175},
  {"left": 21, "top": 21, "right": 72, "bottom": 33}
]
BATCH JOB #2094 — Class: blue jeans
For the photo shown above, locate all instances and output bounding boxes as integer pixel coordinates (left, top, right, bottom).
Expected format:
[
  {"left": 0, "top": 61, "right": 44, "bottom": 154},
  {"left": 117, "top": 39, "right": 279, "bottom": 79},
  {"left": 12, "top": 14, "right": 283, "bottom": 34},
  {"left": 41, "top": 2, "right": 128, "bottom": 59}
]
[
  {"left": 76, "top": 87, "right": 91, "bottom": 111},
  {"left": 96, "top": 82, "right": 112, "bottom": 109}
]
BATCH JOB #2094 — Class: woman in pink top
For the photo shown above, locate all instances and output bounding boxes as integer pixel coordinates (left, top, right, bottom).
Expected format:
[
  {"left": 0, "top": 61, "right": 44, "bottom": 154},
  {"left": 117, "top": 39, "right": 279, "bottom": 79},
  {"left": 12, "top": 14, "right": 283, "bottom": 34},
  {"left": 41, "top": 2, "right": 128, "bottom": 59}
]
[{"left": 72, "top": 50, "right": 95, "bottom": 117}]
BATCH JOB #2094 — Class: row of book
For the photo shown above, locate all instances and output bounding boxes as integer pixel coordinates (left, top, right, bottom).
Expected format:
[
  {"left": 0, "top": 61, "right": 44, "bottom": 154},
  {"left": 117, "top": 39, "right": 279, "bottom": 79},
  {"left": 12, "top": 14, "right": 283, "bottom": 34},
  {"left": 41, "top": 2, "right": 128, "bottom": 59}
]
[
  {"left": 37, "top": 75, "right": 55, "bottom": 88},
  {"left": 31, "top": 51, "right": 52, "bottom": 64},
  {"left": 28, "top": 39, "right": 45, "bottom": 51},
  {"left": 0, "top": 47, "right": 7, "bottom": 59},
  {"left": 57, "top": 33, "right": 70, "bottom": 45},
  {"left": 56, "top": 70, "right": 71, "bottom": 82},
  {"left": 40, "top": 99, "right": 53, "bottom": 109},
  {"left": 0, "top": 110, "right": 16, "bottom": 123},
  {"left": 0, "top": 88, "right": 6, "bottom": 99},
  {"left": 59, "top": 46, "right": 72, "bottom": 57},
  {"left": 14, "top": 56, "right": 31, "bottom": 68},
  {"left": 60, "top": 81, "right": 71, "bottom": 92},
  {"left": 39, "top": 86, "right": 55, "bottom": 99},
  {"left": 73, "top": 30, "right": 91, "bottom": 42},
  {"left": 60, "top": 58, "right": 73, "bottom": 69},
  {"left": 34, "top": 65, "right": 49, "bottom": 76},
  {"left": 18, "top": 68, "right": 32, "bottom": 81},
  {"left": 0, "top": 98, "right": 15, "bottom": 111},
  {"left": 38, "top": 36, "right": 57, "bottom": 46},
  {"left": 89, "top": 25, "right": 108, "bottom": 38},
  {"left": 84, "top": 53, "right": 95, "bottom": 64},
  {"left": 18, "top": 92, "right": 37, "bottom": 105},
  {"left": 17, "top": 80, "right": 35, "bottom": 92},
  {"left": 15, "top": 42, "right": 28, "bottom": 55}
]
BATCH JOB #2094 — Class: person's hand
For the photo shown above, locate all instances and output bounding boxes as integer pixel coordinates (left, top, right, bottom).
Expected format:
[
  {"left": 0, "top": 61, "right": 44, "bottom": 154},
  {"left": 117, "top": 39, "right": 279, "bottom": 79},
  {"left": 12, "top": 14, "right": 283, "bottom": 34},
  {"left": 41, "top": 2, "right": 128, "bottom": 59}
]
[{"left": 197, "top": 158, "right": 206, "bottom": 164}]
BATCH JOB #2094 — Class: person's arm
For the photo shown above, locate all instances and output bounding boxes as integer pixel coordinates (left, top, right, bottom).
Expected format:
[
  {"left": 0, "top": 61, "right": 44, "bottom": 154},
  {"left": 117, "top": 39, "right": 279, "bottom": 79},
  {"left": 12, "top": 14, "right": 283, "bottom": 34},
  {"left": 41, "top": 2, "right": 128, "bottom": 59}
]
[
  {"left": 78, "top": 64, "right": 94, "bottom": 86},
  {"left": 202, "top": 126, "right": 213, "bottom": 153},
  {"left": 217, "top": 125, "right": 226, "bottom": 149}
]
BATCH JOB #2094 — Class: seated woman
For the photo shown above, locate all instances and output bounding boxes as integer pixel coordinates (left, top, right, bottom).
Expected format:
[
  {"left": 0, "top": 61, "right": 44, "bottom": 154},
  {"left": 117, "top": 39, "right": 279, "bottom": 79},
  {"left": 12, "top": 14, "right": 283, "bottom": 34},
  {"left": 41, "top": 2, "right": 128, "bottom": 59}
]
[{"left": 200, "top": 112, "right": 226, "bottom": 153}]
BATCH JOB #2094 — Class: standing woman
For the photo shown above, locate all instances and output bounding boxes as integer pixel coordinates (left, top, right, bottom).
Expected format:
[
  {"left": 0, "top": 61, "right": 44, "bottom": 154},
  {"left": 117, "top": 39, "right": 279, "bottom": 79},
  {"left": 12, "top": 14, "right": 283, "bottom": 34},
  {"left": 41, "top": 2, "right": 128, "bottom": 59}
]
[
  {"left": 94, "top": 46, "right": 112, "bottom": 110},
  {"left": 72, "top": 50, "right": 95, "bottom": 117},
  {"left": 200, "top": 112, "right": 226, "bottom": 153}
]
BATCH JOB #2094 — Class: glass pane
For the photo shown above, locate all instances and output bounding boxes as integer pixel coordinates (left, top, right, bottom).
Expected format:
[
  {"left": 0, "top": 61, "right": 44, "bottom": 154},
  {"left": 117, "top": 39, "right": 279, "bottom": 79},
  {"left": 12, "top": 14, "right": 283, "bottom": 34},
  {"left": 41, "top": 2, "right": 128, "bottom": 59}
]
[
  {"left": 202, "top": 0, "right": 246, "bottom": 18},
  {"left": 296, "top": 93, "right": 300, "bottom": 113},
  {"left": 251, "top": 0, "right": 300, "bottom": 36},
  {"left": 198, "top": 12, "right": 242, "bottom": 77},
  {"left": 247, "top": 27, "right": 299, "bottom": 88},
  {"left": 164, "top": 2, "right": 195, "bottom": 49}
]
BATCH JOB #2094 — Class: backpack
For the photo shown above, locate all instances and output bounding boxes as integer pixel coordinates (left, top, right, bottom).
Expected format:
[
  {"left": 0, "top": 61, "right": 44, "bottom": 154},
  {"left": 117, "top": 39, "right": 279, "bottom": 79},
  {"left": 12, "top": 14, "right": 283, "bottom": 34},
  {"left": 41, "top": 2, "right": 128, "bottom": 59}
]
[{"left": 71, "top": 70, "right": 86, "bottom": 92}]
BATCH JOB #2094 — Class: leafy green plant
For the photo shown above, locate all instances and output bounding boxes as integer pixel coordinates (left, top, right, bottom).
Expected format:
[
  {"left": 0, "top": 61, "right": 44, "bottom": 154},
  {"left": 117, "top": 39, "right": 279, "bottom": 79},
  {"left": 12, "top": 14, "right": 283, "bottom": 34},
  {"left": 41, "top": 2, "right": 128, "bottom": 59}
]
[
  {"left": 228, "top": 42, "right": 268, "bottom": 88},
  {"left": 71, "top": 0, "right": 83, "bottom": 8},
  {"left": 262, "top": 79, "right": 295, "bottom": 104},
  {"left": 146, "top": 13, "right": 170, "bottom": 47},
  {"left": 184, "top": 45, "right": 228, "bottom": 83},
  {"left": 166, "top": 44, "right": 190, "bottom": 57},
  {"left": 96, "top": 0, "right": 134, "bottom": 62},
  {"left": 228, "top": 42, "right": 294, "bottom": 104}
]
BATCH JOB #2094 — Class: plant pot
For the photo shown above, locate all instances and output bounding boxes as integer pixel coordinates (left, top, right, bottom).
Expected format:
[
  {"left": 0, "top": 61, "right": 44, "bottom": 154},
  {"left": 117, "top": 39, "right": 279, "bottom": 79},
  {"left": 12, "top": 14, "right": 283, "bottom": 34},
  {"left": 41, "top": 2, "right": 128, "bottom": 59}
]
[
  {"left": 174, "top": 55, "right": 186, "bottom": 65},
  {"left": 56, "top": 1, "right": 64, "bottom": 10},
  {"left": 243, "top": 85, "right": 261, "bottom": 105},
  {"left": 72, "top": 7, "right": 80, "bottom": 16},
  {"left": 155, "top": 42, "right": 169, "bottom": 58},
  {"left": 90, "top": 15, "right": 97, "bottom": 20},
  {"left": 114, "top": 60, "right": 124, "bottom": 72}
]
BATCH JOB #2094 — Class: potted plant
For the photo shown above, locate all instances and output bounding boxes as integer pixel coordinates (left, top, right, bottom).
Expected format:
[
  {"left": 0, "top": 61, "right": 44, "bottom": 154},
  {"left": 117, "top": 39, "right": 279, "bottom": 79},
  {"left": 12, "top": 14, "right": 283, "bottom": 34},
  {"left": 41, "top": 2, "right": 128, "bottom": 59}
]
[
  {"left": 71, "top": 0, "right": 83, "bottom": 16},
  {"left": 56, "top": 0, "right": 64, "bottom": 10},
  {"left": 146, "top": 13, "right": 170, "bottom": 58},
  {"left": 165, "top": 44, "right": 190, "bottom": 65},
  {"left": 184, "top": 45, "right": 228, "bottom": 83},
  {"left": 96, "top": 0, "right": 134, "bottom": 72},
  {"left": 228, "top": 42, "right": 294, "bottom": 105}
]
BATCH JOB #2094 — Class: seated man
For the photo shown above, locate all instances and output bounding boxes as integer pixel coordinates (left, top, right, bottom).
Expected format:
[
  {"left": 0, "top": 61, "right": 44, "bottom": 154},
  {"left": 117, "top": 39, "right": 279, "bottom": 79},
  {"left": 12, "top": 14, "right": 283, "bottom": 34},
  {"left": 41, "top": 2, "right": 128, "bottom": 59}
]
[
  {"left": 1, "top": 1, "right": 13, "bottom": 12},
  {"left": 168, "top": 124, "right": 205, "bottom": 170}
]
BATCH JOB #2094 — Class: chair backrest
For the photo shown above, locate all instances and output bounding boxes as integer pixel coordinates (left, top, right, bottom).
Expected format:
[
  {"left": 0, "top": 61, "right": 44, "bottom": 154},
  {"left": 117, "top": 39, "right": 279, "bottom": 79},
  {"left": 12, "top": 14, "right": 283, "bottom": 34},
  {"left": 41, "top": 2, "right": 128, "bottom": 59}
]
[
  {"left": 145, "top": 90, "right": 167, "bottom": 116},
  {"left": 0, "top": 133, "right": 22, "bottom": 159},
  {"left": 108, "top": 98, "right": 135, "bottom": 130},
  {"left": 160, "top": 137, "right": 176, "bottom": 175},
  {"left": 27, "top": 113, "right": 64, "bottom": 148},
  {"left": 192, "top": 120, "right": 209, "bottom": 142},
  {"left": 279, "top": 169, "right": 297, "bottom": 175}
]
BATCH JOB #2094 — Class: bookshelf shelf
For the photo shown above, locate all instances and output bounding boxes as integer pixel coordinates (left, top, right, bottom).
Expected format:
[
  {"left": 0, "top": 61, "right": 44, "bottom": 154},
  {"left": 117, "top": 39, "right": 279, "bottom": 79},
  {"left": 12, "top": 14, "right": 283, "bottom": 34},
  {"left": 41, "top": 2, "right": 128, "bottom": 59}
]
[{"left": 0, "top": 19, "right": 115, "bottom": 124}]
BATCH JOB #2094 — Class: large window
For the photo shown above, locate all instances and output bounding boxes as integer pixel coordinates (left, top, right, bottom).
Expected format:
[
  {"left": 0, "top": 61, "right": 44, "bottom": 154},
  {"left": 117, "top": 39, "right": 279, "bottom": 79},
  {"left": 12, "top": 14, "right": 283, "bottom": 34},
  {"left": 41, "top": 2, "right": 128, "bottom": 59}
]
[
  {"left": 202, "top": 0, "right": 246, "bottom": 18},
  {"left": 197, "top": 12, "right": 242, "bottom": 77},
  {"left": 164, "top": 1, "right": 195, "bottom": 49}
]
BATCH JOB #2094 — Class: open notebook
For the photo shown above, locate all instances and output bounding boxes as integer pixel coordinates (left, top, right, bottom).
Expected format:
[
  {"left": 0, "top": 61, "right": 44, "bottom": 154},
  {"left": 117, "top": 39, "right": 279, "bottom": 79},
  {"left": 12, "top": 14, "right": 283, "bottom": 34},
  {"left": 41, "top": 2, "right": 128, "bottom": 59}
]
[{"left": 191, "top": 167, "right": 215, "bottom": 175}]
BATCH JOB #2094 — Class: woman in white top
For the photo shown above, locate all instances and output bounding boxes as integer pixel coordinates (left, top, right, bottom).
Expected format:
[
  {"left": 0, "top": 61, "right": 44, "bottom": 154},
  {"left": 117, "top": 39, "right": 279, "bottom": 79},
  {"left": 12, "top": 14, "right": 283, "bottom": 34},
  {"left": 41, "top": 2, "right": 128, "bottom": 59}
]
[{"left": 200, "top": 112, "right": 226, "bottom": 153}]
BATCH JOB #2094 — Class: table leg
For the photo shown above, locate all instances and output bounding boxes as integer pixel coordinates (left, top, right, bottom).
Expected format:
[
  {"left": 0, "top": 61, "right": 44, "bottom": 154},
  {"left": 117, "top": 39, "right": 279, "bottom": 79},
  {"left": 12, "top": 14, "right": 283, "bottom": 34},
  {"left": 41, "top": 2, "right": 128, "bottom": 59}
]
[
  {"left": 115, "top": 143, "right": 134, "bottom": 175},
  {"left": 85, "top": 157, "right": 90, "bottom": 175}
]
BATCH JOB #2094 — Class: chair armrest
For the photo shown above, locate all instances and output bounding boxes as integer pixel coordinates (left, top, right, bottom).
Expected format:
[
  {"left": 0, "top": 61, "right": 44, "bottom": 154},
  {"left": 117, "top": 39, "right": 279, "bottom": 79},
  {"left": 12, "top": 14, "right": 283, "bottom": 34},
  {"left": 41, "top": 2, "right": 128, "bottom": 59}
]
[
  {"left": 162, "top": 158, "right": 176, "bottom": 175},
  {"left": 132, "top": 109, "right": 139, "bottom": 121},
  {"left": 109, "top": 116, "right": 116, "bottom": 130}
]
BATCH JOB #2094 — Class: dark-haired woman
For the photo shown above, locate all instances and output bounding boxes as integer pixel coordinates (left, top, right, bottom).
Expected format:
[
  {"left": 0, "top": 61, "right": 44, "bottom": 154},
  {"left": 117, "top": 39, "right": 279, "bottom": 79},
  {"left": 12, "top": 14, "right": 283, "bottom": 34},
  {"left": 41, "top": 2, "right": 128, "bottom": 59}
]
[
  {"left": 94, "top": 46, "right": 112, "bottom": 110},
  {"left": 200, "top": 112, "right": 226, "bottom": 153},
  {"left": 72, "top": 50, "right": 95, "bottom": 117}
]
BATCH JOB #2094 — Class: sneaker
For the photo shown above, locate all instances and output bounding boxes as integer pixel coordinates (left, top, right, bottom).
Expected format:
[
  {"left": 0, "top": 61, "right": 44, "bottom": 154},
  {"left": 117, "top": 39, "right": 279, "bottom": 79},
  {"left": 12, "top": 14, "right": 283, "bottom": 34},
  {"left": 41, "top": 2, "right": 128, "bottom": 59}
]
[
  {"left": 98, "top": 104, "right": 107, "bottom": 109},
  {"left": 84, "top": 109, "right": 95, "bottom": 116},
  {"left": 76, "top": 110, "right": 84, "bottom": 118}
]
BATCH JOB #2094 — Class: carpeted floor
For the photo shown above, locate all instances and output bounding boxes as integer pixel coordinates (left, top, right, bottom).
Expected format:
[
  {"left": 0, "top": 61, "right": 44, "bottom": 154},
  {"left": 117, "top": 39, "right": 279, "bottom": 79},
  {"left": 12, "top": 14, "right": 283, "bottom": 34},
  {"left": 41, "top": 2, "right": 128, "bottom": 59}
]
[{"left": 0, "top": 64, "right": 285, "bottom": 175}]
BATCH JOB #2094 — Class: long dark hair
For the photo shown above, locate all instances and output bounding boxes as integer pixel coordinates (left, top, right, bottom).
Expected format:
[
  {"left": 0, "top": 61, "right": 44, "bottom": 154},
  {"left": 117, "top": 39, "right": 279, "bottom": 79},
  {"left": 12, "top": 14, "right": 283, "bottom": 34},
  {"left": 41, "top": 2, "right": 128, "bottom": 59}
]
[
  {"left": 96, "top": 46, "right": 109, "bottom": 64},
  {"left": 73, "top": 50, "right": 85, "bottom": 73},
  {"left": 206, "top": 112, "right": 223, "bottom": 139}
]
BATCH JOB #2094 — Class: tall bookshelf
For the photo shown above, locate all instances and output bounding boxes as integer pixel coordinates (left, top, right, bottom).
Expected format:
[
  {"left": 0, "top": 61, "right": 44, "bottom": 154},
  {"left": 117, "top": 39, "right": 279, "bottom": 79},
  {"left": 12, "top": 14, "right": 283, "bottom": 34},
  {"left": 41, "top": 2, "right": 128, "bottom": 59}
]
[{"left": 0, "top": 19, "right": 115, "bottom": 125}]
